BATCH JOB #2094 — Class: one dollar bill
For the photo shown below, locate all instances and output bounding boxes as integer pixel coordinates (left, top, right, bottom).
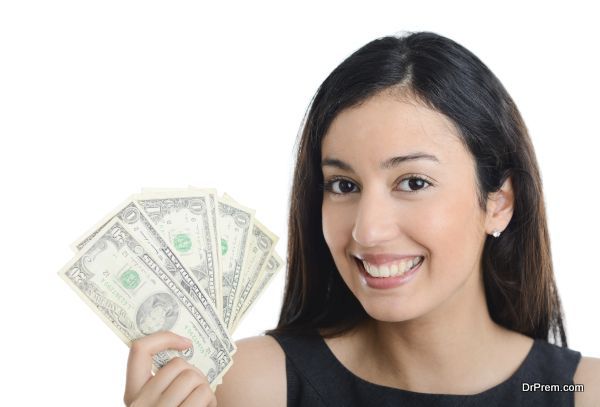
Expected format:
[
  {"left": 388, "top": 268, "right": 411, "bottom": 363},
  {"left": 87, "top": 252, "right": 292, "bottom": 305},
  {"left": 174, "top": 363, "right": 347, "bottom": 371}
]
[{"left": 133, "top": 189, "right": 222, "bottom": 315}]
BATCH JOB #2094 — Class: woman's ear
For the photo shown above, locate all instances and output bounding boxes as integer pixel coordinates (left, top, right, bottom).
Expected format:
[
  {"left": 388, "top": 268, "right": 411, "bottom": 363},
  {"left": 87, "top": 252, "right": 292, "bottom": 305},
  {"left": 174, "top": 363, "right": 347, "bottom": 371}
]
[{"left": 484, "top": 177, "right": 514, "bottom": 234}]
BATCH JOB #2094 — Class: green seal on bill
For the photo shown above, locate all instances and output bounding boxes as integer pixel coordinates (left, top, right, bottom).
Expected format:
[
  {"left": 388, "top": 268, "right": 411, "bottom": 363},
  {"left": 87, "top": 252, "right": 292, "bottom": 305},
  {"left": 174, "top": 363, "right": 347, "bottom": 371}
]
[
  {"left": 173, "top": 234, "right": 192, "bottom": 252},
  {"left": 221, "top": 238, "right": 228, "bottom": 255},
  {"left": 121, "top": 269, "right": 140, "bottom": 289}
]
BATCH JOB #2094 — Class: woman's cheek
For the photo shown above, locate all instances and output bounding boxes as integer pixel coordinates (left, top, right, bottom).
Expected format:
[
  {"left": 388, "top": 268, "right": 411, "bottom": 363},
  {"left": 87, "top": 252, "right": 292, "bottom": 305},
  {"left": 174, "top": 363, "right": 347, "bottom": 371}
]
[
  {"left": 322, "top": 202, "right": 354, "bottom": 247},
  {"left": 424, "top": 198, "right": 484, "bottom": 281}
]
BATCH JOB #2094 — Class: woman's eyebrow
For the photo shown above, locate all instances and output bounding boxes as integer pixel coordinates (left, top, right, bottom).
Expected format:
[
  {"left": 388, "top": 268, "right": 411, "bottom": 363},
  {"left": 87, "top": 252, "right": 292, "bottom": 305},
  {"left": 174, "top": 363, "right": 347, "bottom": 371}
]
[{"left": 321, "top": 153, "right": 440, "bottom": 173}]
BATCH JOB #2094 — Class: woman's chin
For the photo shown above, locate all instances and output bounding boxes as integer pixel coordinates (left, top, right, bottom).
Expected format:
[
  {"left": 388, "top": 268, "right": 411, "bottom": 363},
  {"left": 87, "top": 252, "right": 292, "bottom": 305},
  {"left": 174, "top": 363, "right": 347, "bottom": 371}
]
[{"left": 359, "top": 297, "right": 422, "bottom": 323}]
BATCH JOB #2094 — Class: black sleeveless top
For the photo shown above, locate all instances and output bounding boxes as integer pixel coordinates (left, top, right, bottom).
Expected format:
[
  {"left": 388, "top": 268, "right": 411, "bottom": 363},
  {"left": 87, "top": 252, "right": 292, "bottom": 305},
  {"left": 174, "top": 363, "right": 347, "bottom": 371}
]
[{"left": 267, "top": 331, "right": 582, "bottom": 407}]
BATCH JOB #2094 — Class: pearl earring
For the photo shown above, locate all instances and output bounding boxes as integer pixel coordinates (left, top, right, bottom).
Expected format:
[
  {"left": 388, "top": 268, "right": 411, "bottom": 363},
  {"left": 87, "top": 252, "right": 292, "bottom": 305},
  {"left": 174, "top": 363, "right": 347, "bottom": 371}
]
[{"left": 491, "top": 229, "right": 502, "bottom": 238}]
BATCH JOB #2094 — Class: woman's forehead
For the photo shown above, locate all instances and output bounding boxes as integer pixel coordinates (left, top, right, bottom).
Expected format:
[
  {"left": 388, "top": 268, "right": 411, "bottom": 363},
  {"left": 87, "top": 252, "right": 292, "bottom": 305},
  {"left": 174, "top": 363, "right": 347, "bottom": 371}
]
[{"left": 321, "top": 94, "right": 465, "bottom": 165}]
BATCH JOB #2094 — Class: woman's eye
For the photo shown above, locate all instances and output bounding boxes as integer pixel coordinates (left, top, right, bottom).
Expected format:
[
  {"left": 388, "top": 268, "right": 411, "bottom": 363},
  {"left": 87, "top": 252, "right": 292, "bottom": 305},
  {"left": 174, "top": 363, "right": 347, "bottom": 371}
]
[
  {"left": 325, "top": 179, "right": 357, "bottom": 194},
  {"left": 397, "top": 177, "right": 432, "bottom": 193},
  {"left": 323, "top": 176, "right": 432, "bottom": 195}
]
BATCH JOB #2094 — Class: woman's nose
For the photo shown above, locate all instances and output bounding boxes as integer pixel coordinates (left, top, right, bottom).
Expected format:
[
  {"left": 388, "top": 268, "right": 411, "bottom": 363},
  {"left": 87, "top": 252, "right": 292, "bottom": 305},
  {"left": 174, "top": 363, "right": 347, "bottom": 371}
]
[{"left": 351, "top": 192, "right": 400, "bottom": 247}]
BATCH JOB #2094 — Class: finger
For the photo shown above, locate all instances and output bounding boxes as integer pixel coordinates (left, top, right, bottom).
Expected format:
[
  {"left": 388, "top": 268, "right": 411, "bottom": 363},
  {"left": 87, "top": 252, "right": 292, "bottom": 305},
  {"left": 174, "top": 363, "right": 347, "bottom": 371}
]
[
  {"left": 179, "top": 383, "right": 217, "bottom": 407},
  {"left": 157, "top": 367, "right": 209, "bottom": 406},
  {"left": 124, "top": 331, "right": 192, "bottom": 404},
  {"left": 137, "top": 357, "right": 204, "bottom": 403}
]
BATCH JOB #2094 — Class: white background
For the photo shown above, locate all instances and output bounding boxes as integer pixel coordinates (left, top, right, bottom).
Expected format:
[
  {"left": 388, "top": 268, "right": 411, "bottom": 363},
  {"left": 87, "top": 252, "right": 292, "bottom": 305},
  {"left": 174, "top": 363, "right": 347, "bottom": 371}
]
[{"left": 1, "top": 1, "right": 598, "bottom": 405}]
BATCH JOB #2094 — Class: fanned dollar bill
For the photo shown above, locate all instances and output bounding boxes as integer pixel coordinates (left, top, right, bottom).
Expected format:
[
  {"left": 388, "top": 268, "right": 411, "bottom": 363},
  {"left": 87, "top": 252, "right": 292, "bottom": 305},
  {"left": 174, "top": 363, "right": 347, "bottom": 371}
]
[
  {"left": 231, "top": 251, "right": 283, "bottom": 332},
  {"left": 216, "top": 196, "right": 255, "bottom": 330},
  {"left": 133, "top": 189, "right": 222, "bottom": 315},
  {"left": 59, "top": 217, "right": 233, "bottom": 388},
  {"left": 61, "top": 187, "right": 283, "bottom": 389},
  {"left": 222, "top": 193, "right": 279, "bottom": 327},
  {"left": 72, "top": 198, "right": 234, "bottom": 354}
]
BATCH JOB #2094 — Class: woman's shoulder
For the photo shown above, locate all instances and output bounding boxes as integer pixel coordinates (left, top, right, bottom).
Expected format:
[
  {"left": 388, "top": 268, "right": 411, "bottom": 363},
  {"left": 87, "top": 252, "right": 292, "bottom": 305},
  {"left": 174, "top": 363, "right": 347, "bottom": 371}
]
[
  {"left": 215, "top": 335, "right": 286, "bottom": 407},
  {"left": 573, "top": 355, "right": 600, "bottom": 407}
]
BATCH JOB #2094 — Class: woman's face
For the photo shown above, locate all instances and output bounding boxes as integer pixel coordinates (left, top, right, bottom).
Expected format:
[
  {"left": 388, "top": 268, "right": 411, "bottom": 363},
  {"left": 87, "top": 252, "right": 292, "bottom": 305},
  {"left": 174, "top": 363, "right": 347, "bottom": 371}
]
[{"left": 321, "top": 92, "right": 492, "bottom": 322}]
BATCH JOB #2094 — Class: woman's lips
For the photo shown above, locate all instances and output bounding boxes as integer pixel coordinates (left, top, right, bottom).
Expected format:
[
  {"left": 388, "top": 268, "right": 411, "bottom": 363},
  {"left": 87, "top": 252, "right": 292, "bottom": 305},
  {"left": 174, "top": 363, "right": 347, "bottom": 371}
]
[
  {"left": 357, "top": 253, "right": 424, "bottom": 265},
  {"left": 355, "top": 256, "right": 423, "bottom": 289}
]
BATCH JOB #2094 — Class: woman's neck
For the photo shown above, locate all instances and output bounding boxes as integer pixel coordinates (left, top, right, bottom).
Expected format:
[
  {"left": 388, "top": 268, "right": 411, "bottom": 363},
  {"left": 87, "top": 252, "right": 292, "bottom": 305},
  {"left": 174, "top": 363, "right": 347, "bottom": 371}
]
[{"left": 329, "top": 270, "right": 533, "bottom": 394}]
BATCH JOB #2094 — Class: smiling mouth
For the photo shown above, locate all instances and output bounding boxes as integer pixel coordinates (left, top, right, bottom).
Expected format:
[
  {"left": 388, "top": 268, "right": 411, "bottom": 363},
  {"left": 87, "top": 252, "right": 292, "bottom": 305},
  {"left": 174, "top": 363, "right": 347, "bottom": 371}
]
[{"left": 354, "top": 256, "right": 424, "bottom": 278}]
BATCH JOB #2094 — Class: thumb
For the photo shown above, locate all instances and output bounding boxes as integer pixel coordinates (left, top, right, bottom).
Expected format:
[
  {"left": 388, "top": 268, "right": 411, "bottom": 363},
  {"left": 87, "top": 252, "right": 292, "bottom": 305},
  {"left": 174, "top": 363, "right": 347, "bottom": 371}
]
[{"left": 124, "top": 331, "right": 192, "bottom": 404}]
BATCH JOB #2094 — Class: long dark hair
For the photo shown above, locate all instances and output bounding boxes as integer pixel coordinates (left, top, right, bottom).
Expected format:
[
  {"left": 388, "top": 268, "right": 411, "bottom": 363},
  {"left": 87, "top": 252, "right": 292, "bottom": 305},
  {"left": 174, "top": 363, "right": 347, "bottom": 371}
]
[{"left": 267, "top": 31, "right": 567, "bottom": 347}]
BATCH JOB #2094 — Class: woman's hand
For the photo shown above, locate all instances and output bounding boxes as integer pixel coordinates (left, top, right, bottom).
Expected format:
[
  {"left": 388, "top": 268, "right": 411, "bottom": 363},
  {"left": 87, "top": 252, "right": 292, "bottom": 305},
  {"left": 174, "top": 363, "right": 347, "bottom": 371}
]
[{"left": 124, "top": 331, "right": 217, "bottom": 407}]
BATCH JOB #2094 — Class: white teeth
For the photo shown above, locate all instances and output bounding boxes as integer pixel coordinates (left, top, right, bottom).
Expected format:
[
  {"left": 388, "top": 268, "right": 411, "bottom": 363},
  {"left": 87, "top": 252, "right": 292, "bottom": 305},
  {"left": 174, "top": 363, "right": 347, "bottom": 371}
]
[{"left": 362, "top": 256, "right": 422, "bottom": 278}]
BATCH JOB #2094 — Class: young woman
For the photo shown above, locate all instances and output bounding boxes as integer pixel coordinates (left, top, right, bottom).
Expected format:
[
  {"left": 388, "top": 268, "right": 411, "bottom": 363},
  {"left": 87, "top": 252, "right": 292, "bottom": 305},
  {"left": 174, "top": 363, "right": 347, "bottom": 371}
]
[{"left": 124, "top": 31, "right": 600, "bottom": 406}]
